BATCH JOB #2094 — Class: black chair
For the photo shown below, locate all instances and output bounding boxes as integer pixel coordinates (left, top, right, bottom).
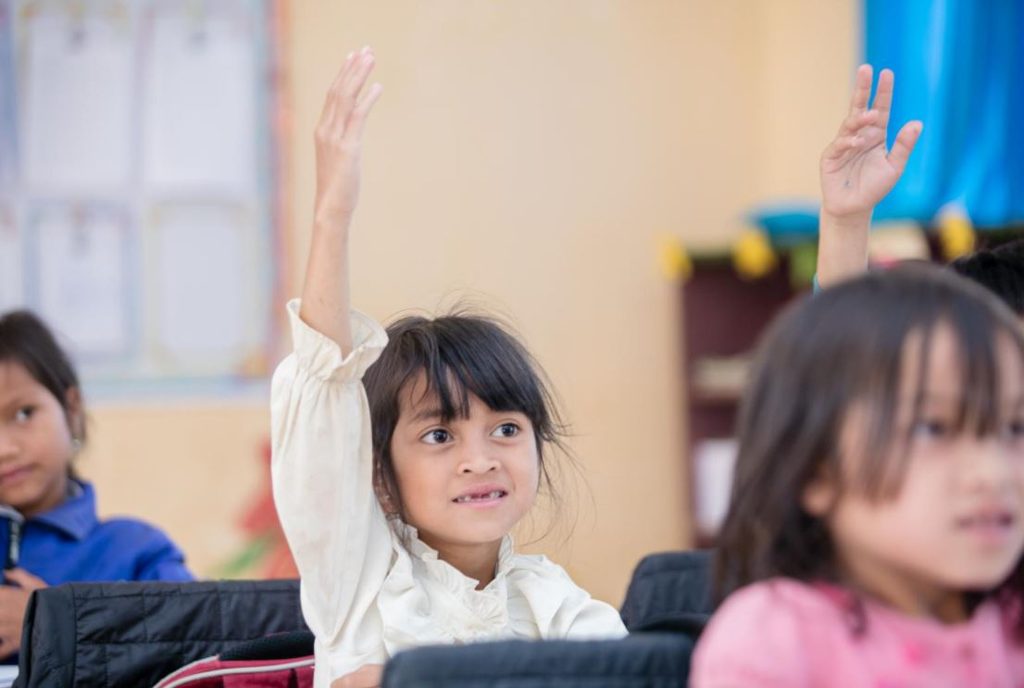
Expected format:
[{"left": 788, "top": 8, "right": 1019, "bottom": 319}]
[
  {"left": 15, "top": 579, "right": 309, "bottom": 688},
  {"left": 382, "top": 633, "right": 695, "bottom": 688},
  {"left": 15, "top": 550, "right": 715, "bottom": 687},
  {"left": 620, "top": 549, "right": 714, "bottom": 635}
]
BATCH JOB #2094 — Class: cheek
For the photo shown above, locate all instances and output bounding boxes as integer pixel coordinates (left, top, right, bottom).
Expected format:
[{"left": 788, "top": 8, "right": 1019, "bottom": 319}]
[{"left": 514, "top": 447, "right": 541, "bottom": 495}]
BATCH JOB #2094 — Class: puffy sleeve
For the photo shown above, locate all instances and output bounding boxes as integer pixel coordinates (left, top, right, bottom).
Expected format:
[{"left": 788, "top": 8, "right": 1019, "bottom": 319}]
[
  {"left": 689, "top": 581, "right": 812, "bottom": 688},
  {"left": 271, "top": 299, "right": 392, "bottom": 677}
]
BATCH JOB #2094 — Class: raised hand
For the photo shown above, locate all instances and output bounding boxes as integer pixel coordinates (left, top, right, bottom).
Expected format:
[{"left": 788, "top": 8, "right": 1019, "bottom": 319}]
[
  {"left": 313, "top": 47, "right": 383, "bottom": 230},
  {"left": 816, "top": 65, "right": 923, "bottom": 287},
  {"left": 301, "top": 47, "right": 382, "bottom": 354},
  {"left": 820, "top": 64, "right": 922, "bottom": 219}
]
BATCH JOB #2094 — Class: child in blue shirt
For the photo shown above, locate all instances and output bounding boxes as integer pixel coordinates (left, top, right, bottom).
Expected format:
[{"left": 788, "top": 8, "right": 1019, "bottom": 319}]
[{"left": 0, "top": 310, "right": 192, "bottom": 659}]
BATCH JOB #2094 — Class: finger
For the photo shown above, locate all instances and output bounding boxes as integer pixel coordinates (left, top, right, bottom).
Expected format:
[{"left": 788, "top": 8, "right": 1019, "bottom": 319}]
[
  {"left": 872, "top": 68, "right": 895, "bottom": 128},
  {"left": 887, "top": 120, "right": 923, "bottom": 175},
  {"left": 837, "top": 109, "right": 879, "bottom": 137},
  {"left": 848, "top": 64, "right": 873, "bottom": 114},
  {"left": 822, "top": 135, "right": 862, "bottom": 162},
  {"left": 344, "top": 83, "right": 383, "bottom": 143},
  {"left": 336, "top": 49, "right": 377, "bottom": 128},
  {"left": 320, "top": 52, "right": 357, "bottom": 126},
  {"left": 4, "top": 568, "right": 45, "bottom": 590}
]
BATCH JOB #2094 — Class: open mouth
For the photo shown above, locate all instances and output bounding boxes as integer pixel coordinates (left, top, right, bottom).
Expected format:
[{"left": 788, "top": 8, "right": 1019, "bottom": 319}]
[{"left": 452, "top": 489, "right": 508, "bottom": 504}]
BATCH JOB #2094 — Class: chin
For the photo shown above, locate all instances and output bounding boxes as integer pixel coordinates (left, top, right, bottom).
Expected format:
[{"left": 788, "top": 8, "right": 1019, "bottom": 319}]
[{"left": 944, "top": 565, "right": 1019, "bottom": 591}]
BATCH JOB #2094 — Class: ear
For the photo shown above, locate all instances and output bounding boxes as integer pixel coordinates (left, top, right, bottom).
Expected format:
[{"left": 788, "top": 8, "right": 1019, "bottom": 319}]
[
  {"left": 372, "top": 467, "right": 399, "bottom": 516},
  {"left": 64, "top": 386, "right": 85, "bottom": 442},
  {"left": 801, "top": 467, "right": 837, "bottom": 517}
]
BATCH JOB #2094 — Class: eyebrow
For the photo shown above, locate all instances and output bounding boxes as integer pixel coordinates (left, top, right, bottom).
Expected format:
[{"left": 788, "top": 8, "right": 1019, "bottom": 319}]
[
  {"left": 909, "top": 393, "right": 1024, "bottom": 410},
  {"left": 409, "top": 407, "right": 445, "bottom": 424}
]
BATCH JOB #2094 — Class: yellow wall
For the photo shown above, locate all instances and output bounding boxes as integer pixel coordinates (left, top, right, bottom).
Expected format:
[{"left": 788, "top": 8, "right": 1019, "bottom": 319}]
[{"left": 83, "top": 0, "right": 856, "bottom": 607}]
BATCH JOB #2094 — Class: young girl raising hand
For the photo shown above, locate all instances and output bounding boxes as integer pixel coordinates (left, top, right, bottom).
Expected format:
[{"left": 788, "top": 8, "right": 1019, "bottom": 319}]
[
  {"left": 271, "top": 48, "right": 626, "bottom": 688},
  {"left": 691, "top": 264, "right": 1024, "bottom": 686}
]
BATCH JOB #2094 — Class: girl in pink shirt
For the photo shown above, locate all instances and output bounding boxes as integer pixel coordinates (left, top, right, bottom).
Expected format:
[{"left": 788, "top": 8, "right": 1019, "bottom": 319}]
[{"left": 691, "top": 263, "right": 1024, "bottom": 687}]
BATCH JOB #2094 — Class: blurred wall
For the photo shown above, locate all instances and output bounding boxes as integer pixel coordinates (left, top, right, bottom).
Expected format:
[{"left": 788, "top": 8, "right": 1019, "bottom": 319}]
[{"left": 82, "top": 0, "right": 856, "bottom": 607}]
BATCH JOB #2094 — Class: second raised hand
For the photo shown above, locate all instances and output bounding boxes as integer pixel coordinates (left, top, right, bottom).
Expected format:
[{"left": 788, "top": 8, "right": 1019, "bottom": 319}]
[
  {"left": 820, "top": 64, "right": 923, "bottom": 220},
  {"left": 313, "top": 47, "right": 384, "bottom": 231}
]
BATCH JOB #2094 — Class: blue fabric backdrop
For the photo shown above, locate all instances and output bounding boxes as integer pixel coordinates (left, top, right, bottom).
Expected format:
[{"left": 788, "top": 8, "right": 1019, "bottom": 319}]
[{"left": 865, "top": 0, "right": 1024, "bottom": 227}]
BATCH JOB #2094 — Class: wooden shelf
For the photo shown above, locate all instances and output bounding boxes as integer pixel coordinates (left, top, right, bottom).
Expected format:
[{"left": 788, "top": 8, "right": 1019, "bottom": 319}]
[{"left": 683, "top": 261, "right": 798, "bottom": 544}]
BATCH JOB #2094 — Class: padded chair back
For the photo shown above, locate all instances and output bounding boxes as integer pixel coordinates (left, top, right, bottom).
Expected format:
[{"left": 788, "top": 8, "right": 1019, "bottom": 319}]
[
  {"left": 15, "top": 579, "right": 307, "bottom": 688},
  {"left": 619, "top": 550, "right": 713, "bottom": 634},
  {"left": 382, "top": 633, "right": 695, "bottom": 688}
]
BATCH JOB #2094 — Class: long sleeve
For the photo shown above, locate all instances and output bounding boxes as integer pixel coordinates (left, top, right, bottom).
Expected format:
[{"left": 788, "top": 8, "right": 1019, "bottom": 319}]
[{"left": 271, "top": 299, "right": 391, "bottom": 680}]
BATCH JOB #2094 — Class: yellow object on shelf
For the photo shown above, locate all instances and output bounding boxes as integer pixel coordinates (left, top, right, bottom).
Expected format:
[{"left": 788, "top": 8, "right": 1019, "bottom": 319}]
[
  {"left": 732, "top": 228, "right": 777, "bottom": 280},
  {"left": 658, "top": 235, "right": 693, "bottom": 281},
  {"left": 937, "top": 205, "right": 976, "bottom": 261}
]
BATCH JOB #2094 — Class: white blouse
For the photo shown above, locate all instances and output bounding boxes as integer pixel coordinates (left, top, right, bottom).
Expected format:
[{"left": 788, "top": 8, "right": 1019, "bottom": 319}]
[{"left": 271, "top": 300, "right": 627, "bottom": 687}]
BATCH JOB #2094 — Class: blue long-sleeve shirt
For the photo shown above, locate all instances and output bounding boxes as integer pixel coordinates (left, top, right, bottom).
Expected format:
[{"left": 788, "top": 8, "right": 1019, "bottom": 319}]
[{"left": 1, "top": 480, "right": 193, "bottom": 584}]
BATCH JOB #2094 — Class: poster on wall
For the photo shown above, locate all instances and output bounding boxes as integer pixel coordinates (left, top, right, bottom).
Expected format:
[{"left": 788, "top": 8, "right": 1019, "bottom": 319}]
[
  {"left": 2, "top": 0, "right": 283, "bottom": 397},
  {"left": 0, "top": 206, "right": 22, "bottom": 312},
  {"left": 19, "top": 2, "right": 135, "bottom": 192},
  {"left": 30, "top": 203, "right": 133, "bottom": 359},
  {"left": 144, "top": 203, "right": 268, "bottom": 377},
  {"left": 141, "top": 1, "right": 258, "bottom": 195}
]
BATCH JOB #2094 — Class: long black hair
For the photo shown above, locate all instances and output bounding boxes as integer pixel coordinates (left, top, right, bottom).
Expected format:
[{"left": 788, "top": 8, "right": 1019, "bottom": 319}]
[{"left": 715, "top": 263, "right": 1024, "bottom": 634}]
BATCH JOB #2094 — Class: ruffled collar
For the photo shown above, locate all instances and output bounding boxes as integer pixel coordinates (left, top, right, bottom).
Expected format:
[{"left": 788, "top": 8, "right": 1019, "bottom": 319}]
[{"left": 393, "top": 520, "right": 516, "bottom": 595}]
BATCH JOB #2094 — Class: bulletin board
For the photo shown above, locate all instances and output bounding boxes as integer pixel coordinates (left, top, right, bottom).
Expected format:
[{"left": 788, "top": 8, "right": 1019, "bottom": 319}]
[{"left": 0, "top": 0, "right": 286, "bottom": 398}]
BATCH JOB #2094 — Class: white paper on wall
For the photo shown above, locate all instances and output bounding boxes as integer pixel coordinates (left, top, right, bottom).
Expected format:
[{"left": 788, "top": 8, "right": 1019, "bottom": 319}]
[
  {"left": 20, "top": 6, "right": 135, "bottom": 191},
  {"left": 0, "top": 206, "right": 22, "bottom": 312},
  {"left": 33, "top": 205, "right": 132, "bottom": 357},
  {"left": 145, "top": 203, "right": 260, "bottom": 372},
  {"left": 140, "top": 3, "right": 257, "bottom": 194}
]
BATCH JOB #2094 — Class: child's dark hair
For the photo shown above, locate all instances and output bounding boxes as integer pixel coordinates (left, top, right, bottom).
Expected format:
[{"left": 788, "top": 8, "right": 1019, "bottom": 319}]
[
  {"left": 715, "top": 263, "right": 1024, "bottom": 632},
  {"left": 951, "top": 238, "right": 1024, "bottom": 316},
  {"left": 362, "top": 311, "right": 569, "bottom": 525},
  {"left": 0, "top": 311, "right": 86, "bottom": 473}
]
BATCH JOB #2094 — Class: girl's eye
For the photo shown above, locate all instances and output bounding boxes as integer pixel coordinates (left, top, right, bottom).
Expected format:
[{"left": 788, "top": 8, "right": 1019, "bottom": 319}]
[
  {"left": 422, "top": 429, "right": 451, "bottom": 445},
  {"left": 492, "top": 423, "right": 520, "bottom": 439},
  {"left": 912, "top": 418, "right": 950, "bottom": 440},
  {"left": 13, "top": 406, "right": 34, "bottom": 424},
  {"left": 1002, "top": 419, "right": 1024, "bottom": 442}
]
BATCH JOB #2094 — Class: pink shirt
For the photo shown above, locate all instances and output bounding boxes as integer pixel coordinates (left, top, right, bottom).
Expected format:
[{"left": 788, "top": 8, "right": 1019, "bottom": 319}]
[{"left": 691, "top": 578, "right": 1024, "bottom": 687}]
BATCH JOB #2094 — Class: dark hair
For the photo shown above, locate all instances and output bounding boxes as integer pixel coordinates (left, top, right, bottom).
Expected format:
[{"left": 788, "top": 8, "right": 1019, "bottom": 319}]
[
  {"left": 951, "top": 238, "right": 1024, "bottom": 315},
  {"left": 362, "top": 311, "right": 569, "bottom": 527},
  {"left": 0, "top": 310, "right": 85, "bottom": 477},
  {"left": 715, "top": 263, "right": 1024, "bottom": 632}
]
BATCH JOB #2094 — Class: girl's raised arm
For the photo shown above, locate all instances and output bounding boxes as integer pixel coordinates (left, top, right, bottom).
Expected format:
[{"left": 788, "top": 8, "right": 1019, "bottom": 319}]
[
  {"left": 816, "top": 64, "right": 921, "bottom": 287},
  {"left": 300, "top": 48, "right": 382, "bottom": 355},
  {"left": 271, "top": 49, "right": 388, "bottom": 682}
]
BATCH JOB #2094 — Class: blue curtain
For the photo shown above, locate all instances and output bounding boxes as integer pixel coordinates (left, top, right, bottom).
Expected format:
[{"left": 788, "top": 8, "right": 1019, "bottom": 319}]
[{"left": 865, "top": 0, "right": 1024, "bottom": 228}]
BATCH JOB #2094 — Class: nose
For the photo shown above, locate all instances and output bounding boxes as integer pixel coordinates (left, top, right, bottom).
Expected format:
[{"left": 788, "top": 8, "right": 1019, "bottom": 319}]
[
  {"left": 456, "top": 436, "right": 499, "bottom": 475},
  {"left": 0, "top": 429, "right": 16, "bottom": 462}
]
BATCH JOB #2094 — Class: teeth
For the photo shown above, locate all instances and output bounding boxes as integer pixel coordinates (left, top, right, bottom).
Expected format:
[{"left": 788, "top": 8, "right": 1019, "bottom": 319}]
[{"left": 455, "top": 490, "right": 504, "bottom": 503}]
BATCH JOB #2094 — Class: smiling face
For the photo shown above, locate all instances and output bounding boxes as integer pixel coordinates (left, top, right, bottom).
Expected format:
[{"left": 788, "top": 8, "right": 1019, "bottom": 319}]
[
  {"left": 388, "top": 373, "right": 540, "bottom": 559},
  {"left": 803, "top": 324, "right": 1024, "bottom": 618},
  {"left": 0, "top": 361, "right": 80, "bottom": 518}
]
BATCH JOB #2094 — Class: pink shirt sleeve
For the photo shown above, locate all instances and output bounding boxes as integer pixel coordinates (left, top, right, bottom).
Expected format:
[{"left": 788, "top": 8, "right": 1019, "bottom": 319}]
[{"left": 690, "top": 581, "right": 815, "bottom": 688}]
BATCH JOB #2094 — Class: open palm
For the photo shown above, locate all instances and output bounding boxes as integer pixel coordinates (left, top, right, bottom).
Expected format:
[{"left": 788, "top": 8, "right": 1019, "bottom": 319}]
[{"left": 820, "top": 65, "right": 922, "bottom": 218}]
